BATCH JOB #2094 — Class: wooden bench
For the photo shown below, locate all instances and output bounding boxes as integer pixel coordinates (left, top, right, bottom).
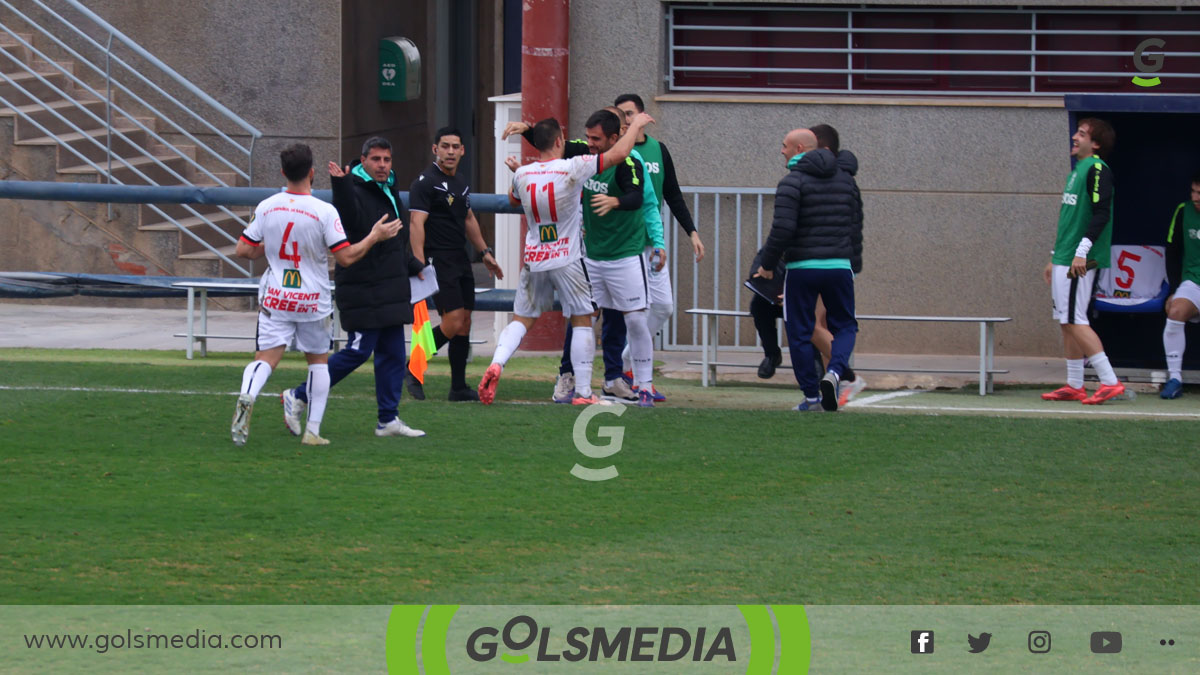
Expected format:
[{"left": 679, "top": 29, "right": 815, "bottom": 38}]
[
  {"left": 684, "top": 308, "right": 1011, "bottom": 396},
  {"left": 173, "top": 281, "right": 510, "bottom": 359}
]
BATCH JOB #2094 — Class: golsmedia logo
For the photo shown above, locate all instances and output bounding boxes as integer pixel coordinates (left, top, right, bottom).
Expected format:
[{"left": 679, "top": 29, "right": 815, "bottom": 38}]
[
  {"left": 1132, "top": 37, "right": 1164, "bottom": 87},
  {"left": 465, "top": 614, "right": 736, "bottom": 663},
  {"left": 386, "top": 604, "right": 811, "bottom": 673}
]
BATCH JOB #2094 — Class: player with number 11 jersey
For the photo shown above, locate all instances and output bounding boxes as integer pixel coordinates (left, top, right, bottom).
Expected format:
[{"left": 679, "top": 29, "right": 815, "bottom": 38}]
[{"left": 511, "top": 154, "right": 600, "bottom": 272}]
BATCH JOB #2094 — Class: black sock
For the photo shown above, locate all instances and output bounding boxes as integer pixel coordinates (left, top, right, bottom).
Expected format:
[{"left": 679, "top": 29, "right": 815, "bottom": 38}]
[
  {"left": 449, "top": 335, "right": 469, "bottom": 390},
  {"left": 844, "top": 366, "right": 856, "bottom": 382},
  {"left": 432, "top": 326, "right": 449, "bottom": 351}
]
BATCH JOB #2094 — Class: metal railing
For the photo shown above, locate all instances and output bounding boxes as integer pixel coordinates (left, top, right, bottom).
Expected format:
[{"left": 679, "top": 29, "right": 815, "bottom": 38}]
[
  {"left": 663, "top": 186, "right": 775, "bottom": 352},
  {"left": 0, "top": 0, "right": 263, "bottom": 275},
  {"left": 667, "top": 5, "right": 1200, "bottom": 97}
]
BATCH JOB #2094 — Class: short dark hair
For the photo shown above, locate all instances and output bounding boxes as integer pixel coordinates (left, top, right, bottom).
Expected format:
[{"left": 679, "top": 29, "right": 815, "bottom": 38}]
[
  {"left": 585, "top": 109, "right": 621, "bottom": 138},
  {"left": 280, "top": 143, "right": 313, "bottom": 182},
  {"left": 529, "top": 118, "right": 563, "bottom": 152},
  {"left": 433, "top": 126, "right": 462, "bottom": 145},
  {"left": 613, "top": 93, "right": 645, "bottom": 112},
  {"left": 810, "top": 124, "right": 840, "bottom": 154},
  {"left": 361, "top": 136, "right": 392, "bottom": 157},
  {"left": 1078, "top": 118, "right": 1115, "bottom": 160}
]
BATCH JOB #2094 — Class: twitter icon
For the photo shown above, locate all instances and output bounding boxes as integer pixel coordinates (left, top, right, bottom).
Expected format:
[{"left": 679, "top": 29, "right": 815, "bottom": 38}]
[{"left": 968, "top": 633, "right": 992, "bottom": 653}]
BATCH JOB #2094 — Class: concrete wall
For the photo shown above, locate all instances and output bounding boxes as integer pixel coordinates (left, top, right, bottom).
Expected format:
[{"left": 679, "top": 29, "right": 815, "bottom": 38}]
[{"left": 568, "top": 0, "right": 1177, "bottom": 357}]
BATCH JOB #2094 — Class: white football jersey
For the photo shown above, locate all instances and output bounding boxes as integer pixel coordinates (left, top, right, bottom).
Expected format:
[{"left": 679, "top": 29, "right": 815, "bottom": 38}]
[
  {"left": 240, "top": 190, "right": 348, "bottom": 321},
  {"left": 510, "top": 154, "right": 601, "bottom": 272}
]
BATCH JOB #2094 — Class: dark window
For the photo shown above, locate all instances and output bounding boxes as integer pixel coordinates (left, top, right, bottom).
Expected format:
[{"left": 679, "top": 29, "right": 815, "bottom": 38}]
[{"left": 668, "top": 5, "right": 1200, "bottom": 96}]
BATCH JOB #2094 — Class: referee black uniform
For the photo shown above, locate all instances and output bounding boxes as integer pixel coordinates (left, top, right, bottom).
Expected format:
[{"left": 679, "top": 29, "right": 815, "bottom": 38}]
[{"left": 409, "top": 161, "right": 477, "bottom": 399}]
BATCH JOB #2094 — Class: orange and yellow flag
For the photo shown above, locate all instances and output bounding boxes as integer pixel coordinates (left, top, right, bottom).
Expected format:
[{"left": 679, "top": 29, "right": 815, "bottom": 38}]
[{"left": 408, "top": 299, "right": 436, "bottom": 384}]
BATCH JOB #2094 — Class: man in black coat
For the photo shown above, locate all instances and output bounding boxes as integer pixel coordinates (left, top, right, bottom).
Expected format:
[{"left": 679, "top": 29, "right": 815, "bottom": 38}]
[
  {"left": 282, "top": 137, "right": 428, "bottom": 438},
  {"left": 756, "top": 128, "right": 861, "bottom": 412}
]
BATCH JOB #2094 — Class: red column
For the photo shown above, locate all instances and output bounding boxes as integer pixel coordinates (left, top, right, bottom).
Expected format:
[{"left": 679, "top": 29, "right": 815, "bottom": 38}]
[{"left": 518, "top": 0, "right": 569, "bottom": 350}]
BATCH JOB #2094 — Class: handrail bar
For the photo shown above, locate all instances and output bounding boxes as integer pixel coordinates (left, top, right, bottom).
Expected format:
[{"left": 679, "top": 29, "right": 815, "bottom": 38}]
[{"left": 0, "top": 45, "right": 248, "bottom": 226}]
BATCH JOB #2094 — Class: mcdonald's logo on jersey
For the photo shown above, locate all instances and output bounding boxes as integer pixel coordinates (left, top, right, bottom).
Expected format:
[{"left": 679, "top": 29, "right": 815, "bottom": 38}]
[
  {"left": 538, "top": 223, "right": 559, "bottom": 243},
  {"left": 282, "top": 268, "right": 302, "bottom": 289}
]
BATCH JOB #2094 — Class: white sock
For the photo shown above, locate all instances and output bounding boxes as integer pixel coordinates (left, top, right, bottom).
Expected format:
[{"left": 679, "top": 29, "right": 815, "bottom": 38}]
[
  {"left": 1164, "top": 318, "right": 1186, "bottom": 381},
  {"left": 625, "top": 310, "right": 653, "bottom": 390},
  {"left": 571, "top": 326, "right": 594, "bottom": 398},
  {"left": 239, "top": 360, "right": 273, "bottom": 399},
  {"left": 622, "top": 303, "right": 674, "bottom": 373},
  {"left": 1088, "top": 351, "right": 1119, "bottom": 386},
  {"left": 491, "top": 321, "right": 527, "bottom": 367},
  {"left": 305, "top": 363, "right": 330, "bottom": 436},
  {"left": 648, "top": 301, "right": 673, "bottom": 336},
  {"left": 1066, "top": 358, "right": 1085, "bottom": 389}
]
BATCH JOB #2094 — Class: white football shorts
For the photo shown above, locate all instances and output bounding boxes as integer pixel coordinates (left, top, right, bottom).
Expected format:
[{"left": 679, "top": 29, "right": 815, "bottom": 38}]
[
  {"left": 1171, "top": 279, "right": 1200, "bottom": 322},
  {"left": 513, "top": 259, "right": 595, "bottom": 318},
  {"left": 1050, "top": 264, "right": 1095, "bottom": 325},
  {"left": 586, "top": 255, "right": 649, "bottom": 312},
  {"left": 644, "top": 246, "right": 673, "bottom": 307},
  {"left": 255, "top": 311, "right": 332, "bottom": 353}
]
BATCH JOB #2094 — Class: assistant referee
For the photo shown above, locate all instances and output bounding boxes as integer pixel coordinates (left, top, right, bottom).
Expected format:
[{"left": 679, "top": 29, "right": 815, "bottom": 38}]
[{"left": 408, "top": 126, "right": 503, "bottom": 401}]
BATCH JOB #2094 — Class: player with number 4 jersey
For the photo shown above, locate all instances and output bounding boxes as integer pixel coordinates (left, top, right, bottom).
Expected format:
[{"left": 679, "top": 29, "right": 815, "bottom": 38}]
[
  {"left": 232, "top": 143, "right": 402, "bottom": 448},
  {"left": 243, "top": 191, "right": 345, "bottom": 321},
  {"left": 478, "top": 112, "right": 654, "bottom": 406}
]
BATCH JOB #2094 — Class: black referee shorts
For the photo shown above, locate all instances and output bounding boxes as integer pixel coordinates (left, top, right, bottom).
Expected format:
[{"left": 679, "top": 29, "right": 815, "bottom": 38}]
[{"left": 428, "top": 248, "right": 476, "bottom": 313}]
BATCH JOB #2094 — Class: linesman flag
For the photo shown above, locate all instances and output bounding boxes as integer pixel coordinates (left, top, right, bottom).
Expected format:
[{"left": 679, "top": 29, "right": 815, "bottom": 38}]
[{"left": 408, "top": 299, "right": 436, "bottom": 384}]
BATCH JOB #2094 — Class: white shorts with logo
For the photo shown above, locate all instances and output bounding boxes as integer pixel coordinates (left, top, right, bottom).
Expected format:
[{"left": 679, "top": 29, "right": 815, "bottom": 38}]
[
  {"left": 643, "top": 246, "right": 673, "bottom": 307},
  {"left": 586, "top": 255, "right": 649, "bottom": 312},
  {"left": 1171, "top": 279, "right": 1200, "bottom": 323},
  {"left": 513, "top": 259, "right": 595, "bottom": 318},
  {"left": 256, "top": 311, "right": 332, "bottom": 353},
  {"left": 1050, "top": 265, "right": 1096, "bottom": 325}
]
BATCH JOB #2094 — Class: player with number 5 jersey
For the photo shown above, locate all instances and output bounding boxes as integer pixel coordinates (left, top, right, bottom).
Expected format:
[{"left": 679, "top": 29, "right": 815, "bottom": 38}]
[{"left": 478, "top": 112, "right": 655, "bottom": 405}]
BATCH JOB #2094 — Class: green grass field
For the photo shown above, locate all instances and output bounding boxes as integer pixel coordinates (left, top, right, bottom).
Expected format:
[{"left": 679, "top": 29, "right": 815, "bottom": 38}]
[{"left": 2, "top": 349, "right": 1199, "bottom": 605}]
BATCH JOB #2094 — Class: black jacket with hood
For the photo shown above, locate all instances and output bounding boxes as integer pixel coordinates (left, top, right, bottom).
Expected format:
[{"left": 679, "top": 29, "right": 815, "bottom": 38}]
[
  {"left": 331, "top": 160, "right": 425, "bottom": 330},
  {"left": 759, "top": 148, "right": 860, "bottom": 272}
]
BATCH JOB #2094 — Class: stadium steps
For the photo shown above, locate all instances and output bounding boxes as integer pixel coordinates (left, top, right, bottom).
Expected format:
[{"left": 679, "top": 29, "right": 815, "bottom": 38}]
[
  {"left": 0, "top": 32, "right": 33, "bottom": 67},
  {"left": 0, "top": 32, "right": 248, "bottom": 280}
]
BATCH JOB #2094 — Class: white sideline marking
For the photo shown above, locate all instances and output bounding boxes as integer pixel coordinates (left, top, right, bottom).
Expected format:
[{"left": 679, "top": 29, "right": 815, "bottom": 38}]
[
  {"left": 863, "top": 403, "right": 1200, "bottom": 419},
  {"left": 846, "top": 390, "right": 921, "bottom": 406},
  {"left": 0, "top": 385, "right": 349, "bottom": 399},
  {"left": 1, "top": 384, "right": 232, "bottom": 396}
]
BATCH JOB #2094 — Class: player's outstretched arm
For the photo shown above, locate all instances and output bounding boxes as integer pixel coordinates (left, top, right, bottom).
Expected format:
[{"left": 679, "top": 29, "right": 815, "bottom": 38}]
[
  {"left": 333, "top": 214, "right": 402, "bottom": 267},
  {"left": 600, "top": 112, "right": 654, "bottom": 170},
  {"left": 235, "top": 239, "right": 264, "bottom": 260}
]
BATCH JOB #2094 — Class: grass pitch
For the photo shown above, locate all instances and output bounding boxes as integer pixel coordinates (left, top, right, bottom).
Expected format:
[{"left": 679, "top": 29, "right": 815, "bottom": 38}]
[{"left": 1, "top": 349, "right": 1198, "bottom": 605}]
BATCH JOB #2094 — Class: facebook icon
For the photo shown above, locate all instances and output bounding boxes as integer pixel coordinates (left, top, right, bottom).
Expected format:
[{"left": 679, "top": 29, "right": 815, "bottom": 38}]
[{"left": 911, "top": 630, "right": 935, "bottom": 654}]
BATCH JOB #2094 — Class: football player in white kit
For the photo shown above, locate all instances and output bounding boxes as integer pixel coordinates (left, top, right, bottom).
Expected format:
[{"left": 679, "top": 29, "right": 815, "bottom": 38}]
[
  {"left": 232, "top": 143, "right": 401, "bottom": 446},
  {"left": 477, "top": 112, "right": 654, "bottom": 405}
]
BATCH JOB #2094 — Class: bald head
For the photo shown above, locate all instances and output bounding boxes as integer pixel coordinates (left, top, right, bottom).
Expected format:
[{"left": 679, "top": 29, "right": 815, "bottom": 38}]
[{"left": 781, "top": 128, "right": 817, "bottom": 162}]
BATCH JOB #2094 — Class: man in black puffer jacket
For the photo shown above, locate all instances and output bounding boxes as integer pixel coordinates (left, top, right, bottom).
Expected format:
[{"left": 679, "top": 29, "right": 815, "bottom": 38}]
[
  {"left": 283, "top": 137, "right": 428, "bottom": 438},
  {"left": 756, "top": 128, "right": 861, "bottom": 412}
]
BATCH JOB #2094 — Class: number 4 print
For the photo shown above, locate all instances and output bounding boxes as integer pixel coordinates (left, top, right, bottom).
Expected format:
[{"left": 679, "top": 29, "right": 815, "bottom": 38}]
[{"left": 279, "top": 221, "right": 301, "bottom": 267}]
